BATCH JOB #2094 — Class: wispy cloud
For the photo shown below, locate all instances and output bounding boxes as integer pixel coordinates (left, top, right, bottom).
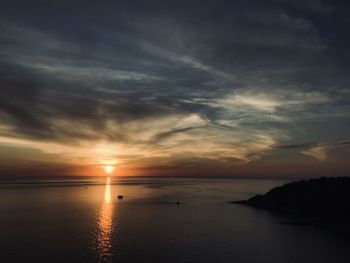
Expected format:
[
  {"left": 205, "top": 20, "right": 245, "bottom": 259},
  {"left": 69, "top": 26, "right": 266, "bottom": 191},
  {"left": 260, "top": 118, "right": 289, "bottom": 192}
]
[
  {"left": 278, "top": 140, "right": 350, "bottom": 161},
  {"left": 212, "top": 89, "right": 329, "bottom": 113},
  {"left": 302, "top": 146, "right": 327, "bottom": 161}
]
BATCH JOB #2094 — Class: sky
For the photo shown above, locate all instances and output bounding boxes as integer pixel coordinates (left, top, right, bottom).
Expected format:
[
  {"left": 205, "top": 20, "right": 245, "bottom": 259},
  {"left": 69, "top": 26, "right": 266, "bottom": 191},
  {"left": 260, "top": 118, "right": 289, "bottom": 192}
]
[{"left": 0, "top": 0, "right": 349, "bottom": 177}]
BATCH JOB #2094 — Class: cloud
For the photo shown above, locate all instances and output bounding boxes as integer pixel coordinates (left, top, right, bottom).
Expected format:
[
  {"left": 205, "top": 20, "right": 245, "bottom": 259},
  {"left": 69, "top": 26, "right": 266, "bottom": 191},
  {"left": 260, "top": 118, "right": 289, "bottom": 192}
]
[
  {"left": 0, "top": 0, "right": 350, "bottom": 175},
  {"left": 302, "top": 146, "right": 327, "bottom": 161},
  {"left": 277, "top": 140, "right": 350, "bottom": 150},
  {"left": 218, "top": 94, "right": 283, "bottom": 113},
  {"left": 277, "top": 143, "right": 315, "bottom": 149},
  {"left": 141, "top": 41, "right": 234, "bottom": 81},
  {"left": 151, "top": 114, "right": 209, "bottom": 142},
  {"left": 278, "top": 140, "right": 350, "bottom": 161},
  {"left": 213, "top": 89, "right": 329, "bottom": 113}
]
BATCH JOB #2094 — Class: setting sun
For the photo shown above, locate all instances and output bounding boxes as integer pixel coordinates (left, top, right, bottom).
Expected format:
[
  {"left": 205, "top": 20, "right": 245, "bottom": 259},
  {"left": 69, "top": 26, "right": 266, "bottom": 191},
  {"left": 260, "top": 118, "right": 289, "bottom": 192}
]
[{"left": 104, "top": 165, "right": 114, "bottom": 174}]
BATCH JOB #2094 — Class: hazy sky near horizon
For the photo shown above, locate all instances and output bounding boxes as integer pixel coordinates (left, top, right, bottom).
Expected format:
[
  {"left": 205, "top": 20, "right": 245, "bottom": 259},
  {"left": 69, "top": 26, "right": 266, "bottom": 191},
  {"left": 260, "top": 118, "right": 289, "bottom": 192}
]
[{"left": 0, "top": 0, "right": 349, "bottom": 177}]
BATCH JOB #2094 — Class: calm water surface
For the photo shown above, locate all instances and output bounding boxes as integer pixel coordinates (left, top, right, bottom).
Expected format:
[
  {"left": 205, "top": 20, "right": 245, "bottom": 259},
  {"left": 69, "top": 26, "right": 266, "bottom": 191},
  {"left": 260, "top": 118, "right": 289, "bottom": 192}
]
[{"left": 0, "top": 177, "right": 349, "bottom": 263}]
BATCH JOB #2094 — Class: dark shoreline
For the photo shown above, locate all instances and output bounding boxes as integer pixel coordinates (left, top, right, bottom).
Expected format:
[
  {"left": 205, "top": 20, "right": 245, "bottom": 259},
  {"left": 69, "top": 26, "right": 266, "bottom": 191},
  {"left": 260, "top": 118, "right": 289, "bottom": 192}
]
[{"left": 231, "top": 177, "right": 350, "bottom": 234}]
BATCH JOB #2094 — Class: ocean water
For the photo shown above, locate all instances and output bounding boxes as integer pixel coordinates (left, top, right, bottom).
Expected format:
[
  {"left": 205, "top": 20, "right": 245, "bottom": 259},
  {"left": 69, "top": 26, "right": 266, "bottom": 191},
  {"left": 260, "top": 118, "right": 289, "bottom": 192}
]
[{"left": 0, "top": 177, "right": 349, "bottom": 263}]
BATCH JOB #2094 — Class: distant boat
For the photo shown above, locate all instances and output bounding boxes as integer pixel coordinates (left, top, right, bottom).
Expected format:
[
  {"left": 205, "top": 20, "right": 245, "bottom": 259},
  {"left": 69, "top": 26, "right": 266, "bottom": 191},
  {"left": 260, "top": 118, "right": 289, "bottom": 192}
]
[{"left": 117, "top": 195, "right": 123, "bottom": 200}]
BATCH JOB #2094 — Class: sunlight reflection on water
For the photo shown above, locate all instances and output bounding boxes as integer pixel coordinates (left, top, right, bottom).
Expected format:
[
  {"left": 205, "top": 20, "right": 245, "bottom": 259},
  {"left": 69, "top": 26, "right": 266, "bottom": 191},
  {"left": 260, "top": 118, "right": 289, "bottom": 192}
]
[{"left": 97, "top": 177, "right": 114, "bottom": 262}]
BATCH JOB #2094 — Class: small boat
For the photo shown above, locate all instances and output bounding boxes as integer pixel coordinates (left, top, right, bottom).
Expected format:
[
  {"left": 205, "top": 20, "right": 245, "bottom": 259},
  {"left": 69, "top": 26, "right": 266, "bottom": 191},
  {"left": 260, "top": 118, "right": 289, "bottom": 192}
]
[{"left": 117, "top": 195, "right": 124, "bottom": 200}]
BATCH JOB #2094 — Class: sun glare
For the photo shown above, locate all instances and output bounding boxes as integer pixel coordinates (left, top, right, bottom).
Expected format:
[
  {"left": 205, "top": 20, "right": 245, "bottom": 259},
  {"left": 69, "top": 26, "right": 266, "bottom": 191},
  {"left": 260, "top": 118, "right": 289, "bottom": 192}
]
[{"left": 104, "top": 165, "right": 114, "bottom": 174}]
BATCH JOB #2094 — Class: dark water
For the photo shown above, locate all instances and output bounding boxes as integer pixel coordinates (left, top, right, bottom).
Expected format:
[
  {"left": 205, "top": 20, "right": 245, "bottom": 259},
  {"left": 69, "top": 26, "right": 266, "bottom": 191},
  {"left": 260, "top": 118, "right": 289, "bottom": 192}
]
[{"left": 0, "top": 177, "right": 349, "bottom": 263}]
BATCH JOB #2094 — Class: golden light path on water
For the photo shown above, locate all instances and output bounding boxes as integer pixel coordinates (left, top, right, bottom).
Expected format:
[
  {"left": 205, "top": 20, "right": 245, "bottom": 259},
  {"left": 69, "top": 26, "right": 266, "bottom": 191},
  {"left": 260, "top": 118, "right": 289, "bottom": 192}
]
[{"left": 97, "top": 177, "right": 114, "bottom": 262}]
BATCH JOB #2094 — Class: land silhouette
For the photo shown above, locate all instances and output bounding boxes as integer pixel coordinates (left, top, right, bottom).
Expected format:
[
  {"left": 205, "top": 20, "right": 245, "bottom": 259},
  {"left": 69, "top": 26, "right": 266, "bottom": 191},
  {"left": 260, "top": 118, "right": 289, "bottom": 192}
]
[{"left": 233, "top": 177, "right": 350, "bottom": 231}]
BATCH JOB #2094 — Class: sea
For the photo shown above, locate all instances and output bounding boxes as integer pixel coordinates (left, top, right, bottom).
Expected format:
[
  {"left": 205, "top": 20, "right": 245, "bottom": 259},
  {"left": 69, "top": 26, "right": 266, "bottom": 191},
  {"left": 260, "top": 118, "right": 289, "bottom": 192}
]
[{"left": 0, "top": 176, "right": 349, "bottom": 263}]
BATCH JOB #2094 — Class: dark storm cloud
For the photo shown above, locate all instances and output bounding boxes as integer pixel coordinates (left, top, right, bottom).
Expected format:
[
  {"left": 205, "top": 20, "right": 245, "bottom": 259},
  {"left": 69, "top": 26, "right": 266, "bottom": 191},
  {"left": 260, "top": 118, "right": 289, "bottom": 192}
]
[{"left": 0, "top": 0, "right": 349, "bottom": 173}]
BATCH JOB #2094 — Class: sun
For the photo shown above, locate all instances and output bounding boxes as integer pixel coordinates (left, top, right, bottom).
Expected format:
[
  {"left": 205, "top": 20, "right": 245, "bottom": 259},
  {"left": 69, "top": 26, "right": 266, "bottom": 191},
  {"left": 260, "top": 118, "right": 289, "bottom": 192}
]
[{"left": 104, "top": 165, "right": 114, "bottom": 174}]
